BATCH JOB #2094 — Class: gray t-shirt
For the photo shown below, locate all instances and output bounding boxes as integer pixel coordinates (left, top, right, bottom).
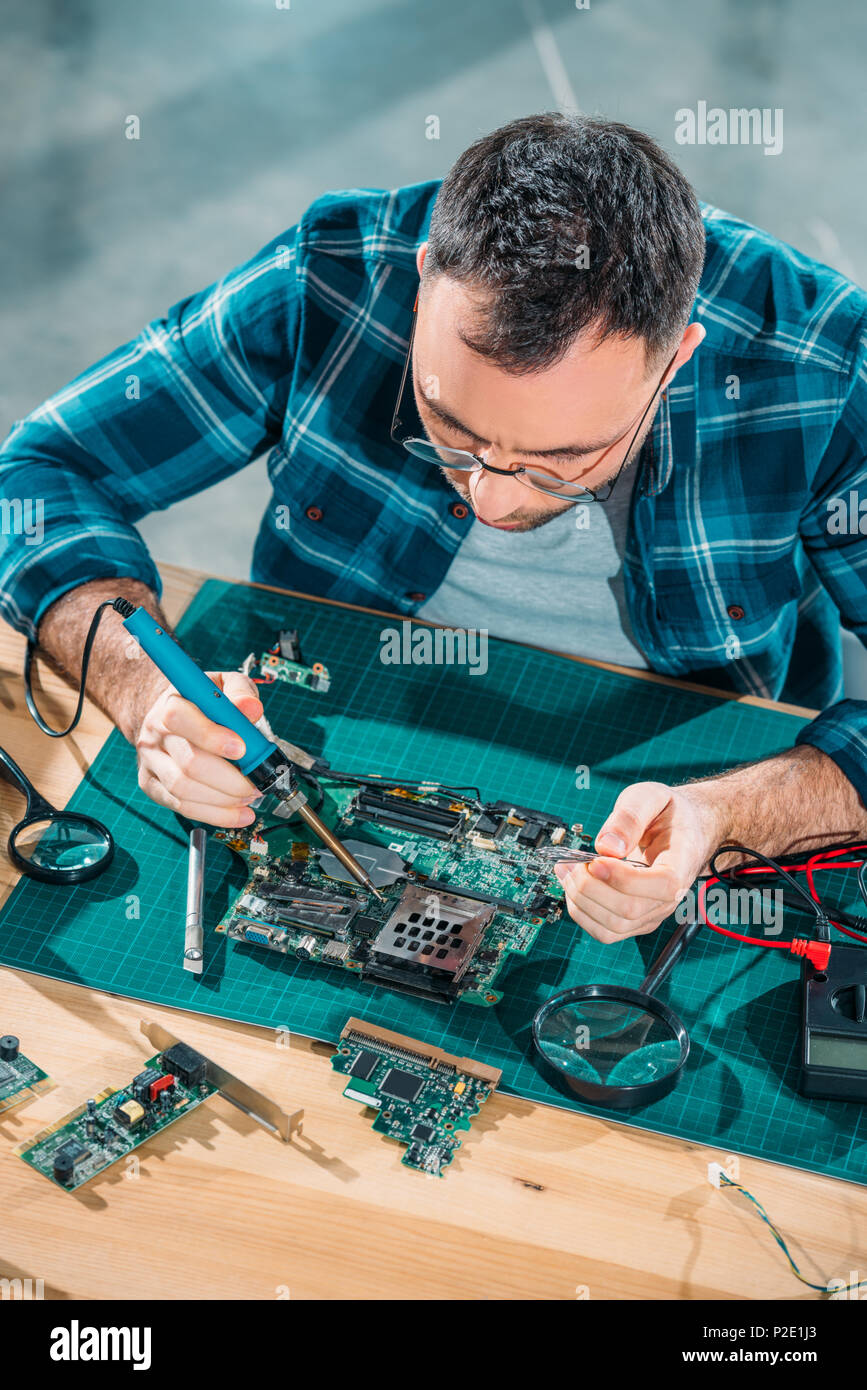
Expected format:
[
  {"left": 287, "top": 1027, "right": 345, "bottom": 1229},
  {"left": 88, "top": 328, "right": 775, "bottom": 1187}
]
[{"left": 417, "top": 470, "right": 646, "bottom": 666}]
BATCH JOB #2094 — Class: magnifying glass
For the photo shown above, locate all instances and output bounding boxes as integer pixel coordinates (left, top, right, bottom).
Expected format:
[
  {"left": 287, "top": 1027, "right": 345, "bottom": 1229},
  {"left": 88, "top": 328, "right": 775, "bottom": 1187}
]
[
  {"left": 0, "top": 747, "right": 114, "bottom": 884},
  {"left": 532, "top": 916, "right": 704, "bottom": 1109}
]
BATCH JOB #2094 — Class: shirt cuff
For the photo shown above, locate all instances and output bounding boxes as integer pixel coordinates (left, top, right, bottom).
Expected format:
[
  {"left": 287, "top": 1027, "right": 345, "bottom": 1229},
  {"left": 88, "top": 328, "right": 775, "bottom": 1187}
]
[
  {"left": 794, "top": 698, "right": 867, "bottom": 809},
  {"left": 0, "top": 524, "right": 163, "bottom": 639}
]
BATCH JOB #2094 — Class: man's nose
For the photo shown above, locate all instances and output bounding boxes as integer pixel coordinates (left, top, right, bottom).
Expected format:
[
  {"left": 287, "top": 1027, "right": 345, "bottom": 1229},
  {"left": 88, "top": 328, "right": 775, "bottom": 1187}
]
[{"left": 470, "top": 447, "right": 527, "bottom": 517}]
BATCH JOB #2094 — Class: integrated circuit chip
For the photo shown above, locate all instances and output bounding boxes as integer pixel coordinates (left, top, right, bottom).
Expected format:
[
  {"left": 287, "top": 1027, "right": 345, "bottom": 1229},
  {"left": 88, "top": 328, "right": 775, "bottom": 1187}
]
[
  {"left": 379, "top": 1068, "right": 425, "bottom": 1104},
  {"left": 349, "top": 1049, "right": 379, "bottom": 1081}
]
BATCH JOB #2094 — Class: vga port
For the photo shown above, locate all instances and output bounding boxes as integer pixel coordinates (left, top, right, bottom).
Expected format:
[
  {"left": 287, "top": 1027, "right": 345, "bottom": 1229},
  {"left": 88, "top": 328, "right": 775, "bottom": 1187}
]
[{"left": 241, "top": 922, "right": 281, "bottom": 947}]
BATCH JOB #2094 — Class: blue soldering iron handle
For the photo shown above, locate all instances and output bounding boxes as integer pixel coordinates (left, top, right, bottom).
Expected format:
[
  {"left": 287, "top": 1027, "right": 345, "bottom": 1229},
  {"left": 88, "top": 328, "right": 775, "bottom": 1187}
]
[{"left": 123, "top": 607, "right": 274, "bottom": 778}]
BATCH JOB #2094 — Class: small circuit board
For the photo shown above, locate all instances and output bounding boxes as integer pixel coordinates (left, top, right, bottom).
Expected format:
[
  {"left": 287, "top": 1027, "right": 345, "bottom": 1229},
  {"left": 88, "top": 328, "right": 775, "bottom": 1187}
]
[
  {"left": 331, "top": 1017, "right": 501, "bottom": 1176},
  {"left": 0, "top": 1036, "right": 53, "bottom": 1115},
  {"left": 215, "top": 774, "right": 593, "bottom": 1007},
  {"left": 243, "top": 628, "right": 330, "bottom": 693},
  {"left": 16, "top": 1042, "right": 216, "bottom": 1190}
]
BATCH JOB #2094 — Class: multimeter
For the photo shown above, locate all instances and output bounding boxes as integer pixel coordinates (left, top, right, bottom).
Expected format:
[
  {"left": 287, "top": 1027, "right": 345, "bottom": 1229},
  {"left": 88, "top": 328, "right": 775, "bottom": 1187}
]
[{"left": 800, "top": 942, "right": 867, "bottom": 1101}]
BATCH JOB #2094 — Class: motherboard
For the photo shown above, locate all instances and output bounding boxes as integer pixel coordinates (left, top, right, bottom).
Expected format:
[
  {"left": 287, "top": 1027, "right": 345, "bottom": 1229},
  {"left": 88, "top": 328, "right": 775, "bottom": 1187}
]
[
  {"left": 332, "top": 1016, "right": 501, "bottom": 1176},
  {"left": 214, "top": 772, "right": 591, "bottom": 1006}
]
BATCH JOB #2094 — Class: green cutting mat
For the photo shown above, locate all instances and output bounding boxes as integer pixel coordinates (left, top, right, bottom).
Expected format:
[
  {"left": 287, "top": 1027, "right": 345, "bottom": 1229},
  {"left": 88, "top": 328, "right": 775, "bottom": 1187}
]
[{"left": 2, "top": 578, "right": 866, "bottom": 1186}]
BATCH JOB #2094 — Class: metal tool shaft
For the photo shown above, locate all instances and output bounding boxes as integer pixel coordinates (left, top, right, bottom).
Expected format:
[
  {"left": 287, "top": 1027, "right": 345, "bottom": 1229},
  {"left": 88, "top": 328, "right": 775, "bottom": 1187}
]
[
  {"left": 183, "top": 826, "right": 207, "bottom": 972},
  {"left": 536, "top": 846, "right": 647, "bottom": 869},
  {"left": 294, "top": 802, "right": 384, "bottom": 901}
]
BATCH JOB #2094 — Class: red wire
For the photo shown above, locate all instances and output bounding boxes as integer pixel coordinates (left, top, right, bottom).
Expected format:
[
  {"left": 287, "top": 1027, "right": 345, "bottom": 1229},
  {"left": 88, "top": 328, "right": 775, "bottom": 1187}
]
[
  {"left": 698, "top": 847, "right": 867, "bottom": 949},
  {"left": 698, "top": 876, "right": 792, "bottom": 948},
  {"left": 804, "top": 843, "right": 867, "bottom": 944}
]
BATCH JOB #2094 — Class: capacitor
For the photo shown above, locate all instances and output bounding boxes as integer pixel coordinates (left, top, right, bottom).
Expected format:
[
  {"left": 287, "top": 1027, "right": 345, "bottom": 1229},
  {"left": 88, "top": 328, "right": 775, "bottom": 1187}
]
[
  {"left": 0, "top": 1035, "right": 20, "bottom": 1061},
  {"left": 85, "top": 1098, "right": 98, "bottom": 1138}
]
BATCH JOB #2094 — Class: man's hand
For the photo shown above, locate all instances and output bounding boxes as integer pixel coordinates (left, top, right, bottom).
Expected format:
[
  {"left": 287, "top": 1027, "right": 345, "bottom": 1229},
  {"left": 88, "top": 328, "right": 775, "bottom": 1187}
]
[
  {"left": 554, "top": 781, "right": 725, "bottom": 944},
  {"left": 134, "top": 671, "right": 264, "bottom": 828},
  {"left": 555, "top": 745, "right": 867, "bottom": 944}
]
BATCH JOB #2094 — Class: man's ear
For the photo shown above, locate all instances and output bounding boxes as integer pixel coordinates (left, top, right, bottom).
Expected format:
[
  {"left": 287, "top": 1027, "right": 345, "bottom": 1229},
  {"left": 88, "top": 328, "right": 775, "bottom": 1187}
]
[
  {"left": 416, "top": 241, "right": 428, "bottom": 278},
  {"left": 663, "top": 320, "right": 706, "bottom": 388}
]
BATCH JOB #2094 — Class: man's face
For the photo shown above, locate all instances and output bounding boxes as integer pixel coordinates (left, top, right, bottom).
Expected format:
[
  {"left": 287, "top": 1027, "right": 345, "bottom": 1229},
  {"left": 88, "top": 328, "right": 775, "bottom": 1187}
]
[{"left": 412, "top": 270, "right": 685, "bottom": 532}]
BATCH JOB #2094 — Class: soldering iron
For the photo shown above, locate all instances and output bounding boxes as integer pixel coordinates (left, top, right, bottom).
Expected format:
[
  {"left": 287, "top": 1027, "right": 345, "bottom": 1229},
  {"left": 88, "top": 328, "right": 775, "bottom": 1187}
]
[{"left": 24, "top": 597, "right": 385, "bottom": 902}]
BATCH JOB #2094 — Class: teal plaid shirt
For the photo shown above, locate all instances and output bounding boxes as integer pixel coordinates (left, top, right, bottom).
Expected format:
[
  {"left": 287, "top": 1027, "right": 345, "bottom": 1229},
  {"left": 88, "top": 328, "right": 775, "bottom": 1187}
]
[{"left": 2, "top": 183, "right": 867, "bottom": 799}]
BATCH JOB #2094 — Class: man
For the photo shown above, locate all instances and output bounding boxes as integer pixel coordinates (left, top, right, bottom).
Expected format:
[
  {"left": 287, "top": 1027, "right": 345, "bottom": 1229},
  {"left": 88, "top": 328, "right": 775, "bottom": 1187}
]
[{"left": 2, "top": 113, "right": 866, "bottom": 946}]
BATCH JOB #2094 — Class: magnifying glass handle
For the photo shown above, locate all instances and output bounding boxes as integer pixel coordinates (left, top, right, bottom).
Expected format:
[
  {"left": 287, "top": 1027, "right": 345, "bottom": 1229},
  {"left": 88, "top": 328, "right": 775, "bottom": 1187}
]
[
  {"left": 639, "top": 916, "right": 704, "bottom": 997},
  {"left": 0, "top": 745, "right": 56, "bottom": 818}
]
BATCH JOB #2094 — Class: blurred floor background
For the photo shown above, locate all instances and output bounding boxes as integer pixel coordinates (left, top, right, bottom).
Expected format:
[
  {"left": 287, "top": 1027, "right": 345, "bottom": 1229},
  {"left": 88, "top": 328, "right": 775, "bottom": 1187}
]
[{"left": 1, "top": 0, "right": 865, "bottom": 689}]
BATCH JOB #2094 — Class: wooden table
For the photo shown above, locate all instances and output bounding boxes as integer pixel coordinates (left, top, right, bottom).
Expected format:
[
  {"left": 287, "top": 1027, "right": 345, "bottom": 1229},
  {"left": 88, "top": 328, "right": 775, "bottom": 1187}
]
[{"left": 0, "top": 562, "right": 863, "bottom": 1301}]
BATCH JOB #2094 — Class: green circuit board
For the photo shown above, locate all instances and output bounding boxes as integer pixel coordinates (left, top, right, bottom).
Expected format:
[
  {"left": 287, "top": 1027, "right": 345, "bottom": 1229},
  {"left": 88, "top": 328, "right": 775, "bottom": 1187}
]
[
  {"left": 244, "top": 628, "right": 331, "bottom": 693},
  {"left": 331, "top": 1017, "right": 501, "bottom": 1176},
  {"left": 16, "top": 1043, "right": 216, "bottom": 1190},
  {"left": 215, "top": 773, "right": 592, "bottom": 1006},
  {"left": 0, "top": 1042, "right": 52, "bottom": 1115}
]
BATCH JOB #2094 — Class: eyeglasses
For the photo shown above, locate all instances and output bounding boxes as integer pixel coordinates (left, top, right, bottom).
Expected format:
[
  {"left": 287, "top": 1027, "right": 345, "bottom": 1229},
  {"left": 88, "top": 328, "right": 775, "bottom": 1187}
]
[{"left": 390, "top": 300, "right": 676, "bottom": 503}]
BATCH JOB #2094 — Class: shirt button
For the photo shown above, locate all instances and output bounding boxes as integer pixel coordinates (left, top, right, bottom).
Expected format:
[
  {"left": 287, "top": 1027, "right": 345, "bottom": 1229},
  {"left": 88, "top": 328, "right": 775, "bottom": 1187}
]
[
  {"left": 406, "top": 591, "right": 427, "bottom": 602},
  {"left": 449, "top": 502, "right": 469, "bottom": 519},
  {"left": 727, "top": 604, "right": 745, "bottom": 621},
  {"left": 305, "top": 505, "right": 323, "bottom": 522}
]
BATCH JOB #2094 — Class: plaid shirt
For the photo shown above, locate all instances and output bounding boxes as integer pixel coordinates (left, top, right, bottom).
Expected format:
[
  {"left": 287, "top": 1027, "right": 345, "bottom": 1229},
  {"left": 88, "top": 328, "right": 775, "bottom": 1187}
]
[{"left": 2, "top": 184, "right": 867, "bottom": 800}]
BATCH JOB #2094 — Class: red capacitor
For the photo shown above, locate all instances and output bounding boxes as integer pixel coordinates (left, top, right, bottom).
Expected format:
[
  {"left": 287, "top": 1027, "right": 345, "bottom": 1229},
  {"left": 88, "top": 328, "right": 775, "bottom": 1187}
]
[{"left": 149, "top": 1073, "right": 175, "bottom": 1102}]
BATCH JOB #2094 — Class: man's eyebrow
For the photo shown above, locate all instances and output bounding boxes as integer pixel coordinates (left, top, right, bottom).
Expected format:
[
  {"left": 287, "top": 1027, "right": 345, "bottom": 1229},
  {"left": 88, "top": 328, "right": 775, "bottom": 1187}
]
[{"left": 416, "top": 375, "right": 627, "bottom": 458}]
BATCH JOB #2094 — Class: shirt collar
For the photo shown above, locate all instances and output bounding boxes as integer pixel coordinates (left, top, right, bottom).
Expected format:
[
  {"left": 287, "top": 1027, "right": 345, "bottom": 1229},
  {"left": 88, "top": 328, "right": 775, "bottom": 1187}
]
[{"left": 638, "top": 385, "right": 674, "bottom": 498}]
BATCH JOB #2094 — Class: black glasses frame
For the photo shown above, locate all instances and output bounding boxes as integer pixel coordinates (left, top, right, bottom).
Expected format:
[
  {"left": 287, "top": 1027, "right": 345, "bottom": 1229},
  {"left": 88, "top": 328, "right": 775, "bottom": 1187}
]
[{"left": 390, "top": 299, "right": 676, "bottom": 503}]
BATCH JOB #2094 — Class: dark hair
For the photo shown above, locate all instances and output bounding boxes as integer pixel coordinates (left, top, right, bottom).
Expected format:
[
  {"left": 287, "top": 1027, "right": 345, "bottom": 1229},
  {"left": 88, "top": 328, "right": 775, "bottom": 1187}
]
[{"left": 423, "top": 112, "right": 705, "bottom": 373}]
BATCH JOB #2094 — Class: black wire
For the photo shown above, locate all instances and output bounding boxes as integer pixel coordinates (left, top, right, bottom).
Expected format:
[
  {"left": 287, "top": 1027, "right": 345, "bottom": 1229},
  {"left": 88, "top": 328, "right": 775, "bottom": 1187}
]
[
  {"left": 321, "top": 768, "right": 483, "bottom": 805},
  {"left": 709, "top": 842, "right": 832, "bottom": 942},
  {"left": 24, "top": 599, "right": 129, "bottom": 738},
  {"left": 713, "top": 841, "right": 867, "bottom": 934},
  {"left": 858, "top": 861, "right": 867, "bottom": 913}
]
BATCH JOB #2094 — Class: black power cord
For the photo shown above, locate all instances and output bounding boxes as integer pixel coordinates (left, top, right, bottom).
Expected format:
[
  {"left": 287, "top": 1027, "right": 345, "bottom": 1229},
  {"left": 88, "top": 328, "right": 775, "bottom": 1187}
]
[{"left": 24, "top": 596, "right": 136, "bottom": 737}]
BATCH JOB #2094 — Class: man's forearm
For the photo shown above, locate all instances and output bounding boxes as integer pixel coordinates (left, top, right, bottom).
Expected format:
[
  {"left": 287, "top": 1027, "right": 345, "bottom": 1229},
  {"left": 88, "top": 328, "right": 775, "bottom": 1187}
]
[
  {"left": 692, "top": 743, "right": 867, "bottom": 862},
  {"left": 34, "top": 578, "right": 172, "bottom": 743}
]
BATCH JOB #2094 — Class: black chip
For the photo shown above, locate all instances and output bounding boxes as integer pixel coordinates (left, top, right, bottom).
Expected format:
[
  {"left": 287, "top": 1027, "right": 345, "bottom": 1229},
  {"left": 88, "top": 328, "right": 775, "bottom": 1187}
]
[
  {"left": 54, "top": 1138, "right": 91, "bottom": 1181},
  {"left": 349, "top": 1049, "right": 379, "bottom": 1081},
  {"left": 517, "top": 821, "right": 545, "bottom": 848},
  {"left": 57, "top": 1139, "right": 90, "bottom": 1164},
  {"left": 474, "top": 813, "right": 501, "bottom": 837},
  {"left": 411, "top": 1122, "right": 435, "bottom": 1142},
  {"left": 353, "top": 916, "right": 380, "bottom": 937},
  {"left": 378, "top": 1067, "right": 424, "bottom": 1103}
]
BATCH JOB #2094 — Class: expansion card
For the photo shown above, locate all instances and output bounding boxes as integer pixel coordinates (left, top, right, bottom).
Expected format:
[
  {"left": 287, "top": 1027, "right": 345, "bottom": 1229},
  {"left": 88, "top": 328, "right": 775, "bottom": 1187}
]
[
  {"left": 331, "top": 1017, "right": 501, "bottom": 1176},
  {"left": 215, "top": 773, "right": 593, "bottom": 1006},
  {"left": 16, "top": 1022, "right": 302, "bottom": 1190},
  {"left": 0, "top": 1035, "right": 53, "bottom": 1115}
]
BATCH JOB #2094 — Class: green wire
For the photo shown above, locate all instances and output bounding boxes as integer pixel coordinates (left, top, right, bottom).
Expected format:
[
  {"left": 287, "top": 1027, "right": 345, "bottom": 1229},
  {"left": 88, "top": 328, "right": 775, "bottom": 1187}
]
[{"left": 719, "top": 1174, "right": 867, "bottom": 1295}]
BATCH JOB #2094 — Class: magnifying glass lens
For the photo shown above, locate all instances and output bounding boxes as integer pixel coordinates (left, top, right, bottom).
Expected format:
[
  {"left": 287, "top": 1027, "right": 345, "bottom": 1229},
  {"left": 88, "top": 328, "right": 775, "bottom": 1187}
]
[
  {"left": 11, "top": 817, "right": 112, "bottom": 874},
  {"left": 538, "top": 996, "right": 683, "bottom": 1088}
]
